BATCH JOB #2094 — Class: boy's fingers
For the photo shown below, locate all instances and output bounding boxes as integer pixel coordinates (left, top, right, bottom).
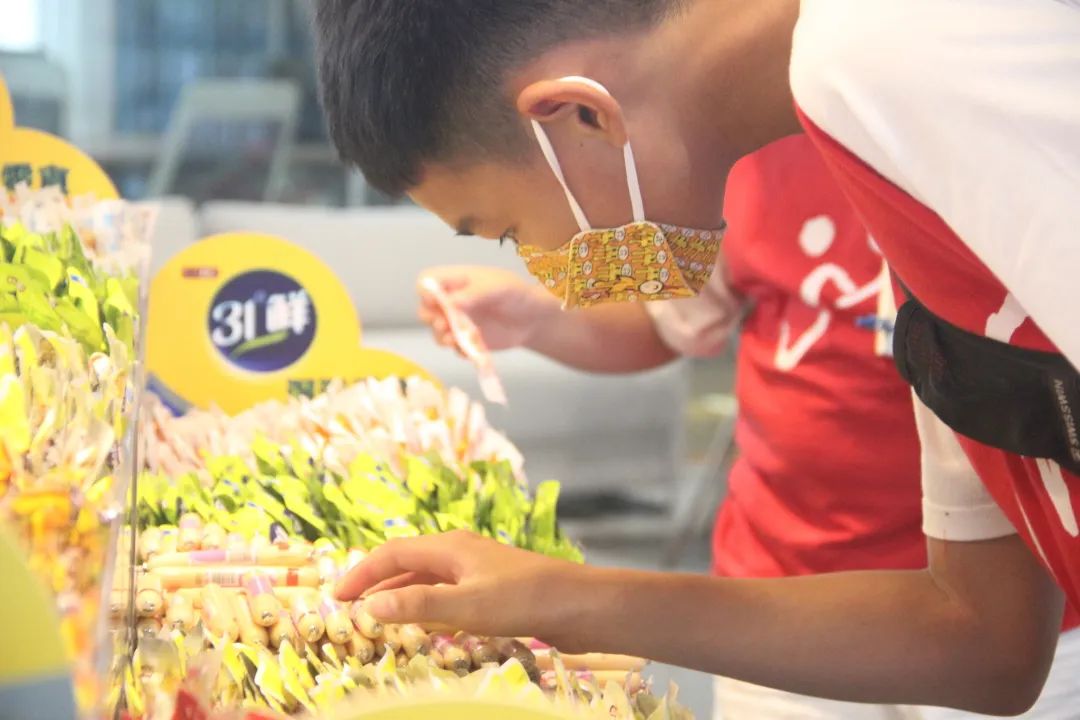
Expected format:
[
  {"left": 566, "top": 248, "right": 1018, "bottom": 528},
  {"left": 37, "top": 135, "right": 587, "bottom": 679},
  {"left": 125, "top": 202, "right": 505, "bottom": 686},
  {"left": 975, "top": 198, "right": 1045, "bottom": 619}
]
[
  {"left": 335, "top": 536, "right": 461, "bottom": 601},
  {"left": 363, "top": 571, "right": 445, "bottom": 596},
  {"left": 365, "top": 584, "right": 477, "bottom": 627}
]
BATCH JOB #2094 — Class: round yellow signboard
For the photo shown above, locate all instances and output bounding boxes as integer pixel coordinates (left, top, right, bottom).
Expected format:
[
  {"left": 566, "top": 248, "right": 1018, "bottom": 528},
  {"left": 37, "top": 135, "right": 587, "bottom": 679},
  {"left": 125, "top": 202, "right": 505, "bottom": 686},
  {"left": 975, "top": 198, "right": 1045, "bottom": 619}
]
[
  {"left": 147, "top": 232, "right": 434, "bottom": 414},
  {"left": 0, "top": 74, "right": 118, "bottom": 199}
]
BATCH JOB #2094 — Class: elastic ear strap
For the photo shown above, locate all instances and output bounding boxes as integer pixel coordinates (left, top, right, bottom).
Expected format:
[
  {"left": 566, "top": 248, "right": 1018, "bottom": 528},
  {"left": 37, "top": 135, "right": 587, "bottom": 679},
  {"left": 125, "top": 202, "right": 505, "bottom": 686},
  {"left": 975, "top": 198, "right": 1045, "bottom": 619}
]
[
  {"left": 559, "top": 77, "right": 645, "bottom": 221},
  {"left": 623, "top": 141, "right": 645, "bottom": 223},
  {"left": 531, "top": 119, "right": 591, "bottom": 232}
]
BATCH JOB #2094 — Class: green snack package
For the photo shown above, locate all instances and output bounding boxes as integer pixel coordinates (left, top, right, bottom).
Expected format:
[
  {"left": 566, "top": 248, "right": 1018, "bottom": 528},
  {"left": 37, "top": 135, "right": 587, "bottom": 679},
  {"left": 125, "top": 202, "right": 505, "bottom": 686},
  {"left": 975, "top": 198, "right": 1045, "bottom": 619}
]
[
  {"left": 382, "top": 516, "right": 421, "bottom": 540},
  {"left": 320, "top": 479, "right": 362, "bottom": 524},
  {"left": 20, "top": 247, "right": 65, "bottom": 291},
  {"left": 57, "top": 224, "right": 94, "bottom": 281},
  {"left": 251, "top": 434, "right": 288, "bottom": 475},
  {"left": 435, "top": 512, "right": 472, "bottom": 533},
  {"left": 530, "top": 481, "right": 561, "bottom": 544},
  {"left": 266, "top": 473, "right": 311, "bottom": 503},
  {"left": 404, "top": 454, "right": 443, "bottom": 504},
  {"left": 53, "top": 295, "right": 105, "bottom": 351},
  {"left": 0, "top": 262, "right": 49, "bottom": 295},
  {"left": 235, "top": 502, "right": 276, "bottom": 538},
  {"left": 490, "top": 485, "right": 525, "bottom": 546},
  {"left": 210, "top": 477, "right": 243, "bottom": 514},
  {"left": 160, "top": 483, "right": 182, "bottom": 525},
  {"left": 341, "top": 470, "right": 415, "bottom": 520},
  {"left": 280, "top": 489, "right": 330, "bottom": 538},
  {"left": 102, "top": 277, "right": 136, "bottom": 349},
  {"left": 64, "top": 267, "right": 102, "bottom": 327},
  {"left": 252, "top": 485, "right": 299, "bottom": 531},
  {"left": 0, "top": 374, "right": 31, "bottom": 455}
]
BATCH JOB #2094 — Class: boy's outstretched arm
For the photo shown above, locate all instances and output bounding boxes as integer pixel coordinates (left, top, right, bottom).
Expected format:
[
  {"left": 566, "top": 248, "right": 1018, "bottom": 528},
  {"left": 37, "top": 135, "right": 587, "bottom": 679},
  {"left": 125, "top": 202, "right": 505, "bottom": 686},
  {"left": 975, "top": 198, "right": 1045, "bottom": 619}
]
[
  {"left": 337, "top": 530, "right": 1062, "bottom": 716},
  {"left": 418, "top": 262, "right": 741, "bottom": 373}
]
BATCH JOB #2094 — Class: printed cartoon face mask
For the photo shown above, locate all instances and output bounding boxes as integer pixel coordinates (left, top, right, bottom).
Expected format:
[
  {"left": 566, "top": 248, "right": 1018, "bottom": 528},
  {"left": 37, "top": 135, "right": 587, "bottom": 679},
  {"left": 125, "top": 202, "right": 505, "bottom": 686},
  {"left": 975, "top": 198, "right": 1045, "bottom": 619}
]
[{"left": 516, "top": 77, "right": 725, "bottom": 309}]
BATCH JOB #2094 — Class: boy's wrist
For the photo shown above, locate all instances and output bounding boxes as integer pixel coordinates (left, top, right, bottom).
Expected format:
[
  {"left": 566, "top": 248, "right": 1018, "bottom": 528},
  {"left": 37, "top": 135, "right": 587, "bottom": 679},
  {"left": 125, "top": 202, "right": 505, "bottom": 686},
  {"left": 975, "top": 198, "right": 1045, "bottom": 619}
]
[
  {"left": 532, "top": 562, "right": 632, "bottom": 653},
  {"left": 520, "top": 284, "right": 564, "bottom": 350}
]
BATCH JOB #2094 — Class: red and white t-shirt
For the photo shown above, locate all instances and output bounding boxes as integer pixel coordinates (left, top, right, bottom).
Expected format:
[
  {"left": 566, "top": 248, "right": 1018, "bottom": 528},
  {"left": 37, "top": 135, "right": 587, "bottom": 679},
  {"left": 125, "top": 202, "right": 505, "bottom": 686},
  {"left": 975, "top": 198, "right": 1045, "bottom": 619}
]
[
  {"left": 790, "top": 0, "right": 1080, "bottom": 605},
  {"left": 648, "top": 134, "right": 927, "bottom": 578}
]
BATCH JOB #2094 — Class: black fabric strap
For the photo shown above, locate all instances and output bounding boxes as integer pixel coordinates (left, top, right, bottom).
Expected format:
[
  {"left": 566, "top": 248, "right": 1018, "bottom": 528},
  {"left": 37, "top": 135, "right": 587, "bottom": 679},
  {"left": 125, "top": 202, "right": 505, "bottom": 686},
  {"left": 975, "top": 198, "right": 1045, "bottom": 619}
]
[{"left": 891, "top": 274, "right": 1080, "bottom": 474}]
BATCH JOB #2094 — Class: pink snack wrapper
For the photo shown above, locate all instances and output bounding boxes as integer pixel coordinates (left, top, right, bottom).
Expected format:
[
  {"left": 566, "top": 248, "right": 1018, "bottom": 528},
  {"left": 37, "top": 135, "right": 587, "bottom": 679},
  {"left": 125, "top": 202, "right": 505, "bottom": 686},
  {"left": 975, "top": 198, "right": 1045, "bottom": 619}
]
[
  {"left": 420, "top": 276, "right": 507, "bottom": 405},
  {"left": 243, "top": 572, "right": 273, "bottom": 597}
]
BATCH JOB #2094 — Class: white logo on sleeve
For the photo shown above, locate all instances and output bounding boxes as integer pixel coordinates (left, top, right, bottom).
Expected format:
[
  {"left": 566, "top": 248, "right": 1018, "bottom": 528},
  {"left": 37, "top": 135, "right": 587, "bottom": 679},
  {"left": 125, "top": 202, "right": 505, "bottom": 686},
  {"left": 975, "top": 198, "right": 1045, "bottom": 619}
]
[{"left": 775, "top": 215, "right": 882, "bottom": 372}]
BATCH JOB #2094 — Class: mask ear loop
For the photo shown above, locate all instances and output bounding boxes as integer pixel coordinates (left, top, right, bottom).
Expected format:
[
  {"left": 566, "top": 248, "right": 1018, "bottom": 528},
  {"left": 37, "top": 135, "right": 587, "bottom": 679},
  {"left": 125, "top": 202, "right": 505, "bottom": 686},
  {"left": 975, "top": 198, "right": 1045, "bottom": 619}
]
[
  {"left": 532, "top": 76, "right": 648, "bottom": 229},
  {"left": 623, "top": 140, "right": 646, "bottom": 223},
  {"left": 531, "top": 119, "right": 592, "bottom": 233}
]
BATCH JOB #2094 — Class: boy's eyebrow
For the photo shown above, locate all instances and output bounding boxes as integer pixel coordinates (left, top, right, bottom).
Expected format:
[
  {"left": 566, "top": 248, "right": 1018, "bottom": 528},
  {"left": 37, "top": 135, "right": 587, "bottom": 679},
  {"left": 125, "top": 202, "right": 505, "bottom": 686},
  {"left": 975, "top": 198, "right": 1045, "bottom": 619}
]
[{"left": 455, "top": 216, "right": 477, "bottom": 236}]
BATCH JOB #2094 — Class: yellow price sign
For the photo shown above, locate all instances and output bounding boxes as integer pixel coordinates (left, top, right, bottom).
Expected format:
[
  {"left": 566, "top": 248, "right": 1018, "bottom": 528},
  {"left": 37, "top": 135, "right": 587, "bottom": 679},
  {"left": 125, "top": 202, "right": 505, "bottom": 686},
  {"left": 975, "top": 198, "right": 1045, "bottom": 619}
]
[
  {"left": 147, "top": 232, "right": 434, "bottom": 414},
  {"left": 0, "top": 74, "right": 118, "bottom": 199}
]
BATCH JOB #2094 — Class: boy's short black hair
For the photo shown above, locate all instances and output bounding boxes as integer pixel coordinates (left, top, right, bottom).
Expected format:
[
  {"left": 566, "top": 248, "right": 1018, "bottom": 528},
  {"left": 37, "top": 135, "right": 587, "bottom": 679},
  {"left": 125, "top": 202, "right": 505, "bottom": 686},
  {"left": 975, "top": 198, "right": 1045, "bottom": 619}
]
[{"left": 314, "top": 0, "right": 678, "bottom": 196}]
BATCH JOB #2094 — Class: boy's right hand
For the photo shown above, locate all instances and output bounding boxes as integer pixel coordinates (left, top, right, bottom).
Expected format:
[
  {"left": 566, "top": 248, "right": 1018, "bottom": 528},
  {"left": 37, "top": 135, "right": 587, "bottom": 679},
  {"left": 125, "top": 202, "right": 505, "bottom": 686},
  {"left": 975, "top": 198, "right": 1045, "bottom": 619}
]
[{"left": 418, "top": 266, "right": 559, "bottom": 353}]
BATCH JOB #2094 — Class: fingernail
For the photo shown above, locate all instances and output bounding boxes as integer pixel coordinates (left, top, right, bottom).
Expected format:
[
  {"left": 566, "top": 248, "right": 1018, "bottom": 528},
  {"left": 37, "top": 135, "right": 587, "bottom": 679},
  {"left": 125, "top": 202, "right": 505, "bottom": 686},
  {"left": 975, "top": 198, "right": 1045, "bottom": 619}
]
[
  {"left": 366, "top": 592, "right": 398, "bottom": 619},
  {"left": 333, "top": 581, "right": 349, "bottom": 601}
]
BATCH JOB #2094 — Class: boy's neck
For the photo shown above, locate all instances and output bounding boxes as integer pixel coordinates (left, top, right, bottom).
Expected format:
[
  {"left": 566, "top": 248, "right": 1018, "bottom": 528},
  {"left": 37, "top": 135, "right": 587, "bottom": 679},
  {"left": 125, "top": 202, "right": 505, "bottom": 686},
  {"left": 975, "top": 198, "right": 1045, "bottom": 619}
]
[{"left": 658, "top": 0, "right": 803, "bottom": 159}]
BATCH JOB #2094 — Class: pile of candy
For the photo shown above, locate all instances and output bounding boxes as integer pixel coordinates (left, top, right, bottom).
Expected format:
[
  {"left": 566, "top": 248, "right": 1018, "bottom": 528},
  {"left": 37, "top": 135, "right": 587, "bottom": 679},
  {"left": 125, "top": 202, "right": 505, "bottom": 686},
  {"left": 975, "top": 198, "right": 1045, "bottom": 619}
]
[
  {"left": 138, "top": 380, "right": 580, "bottom": 561},
  {"left": 124, "top": 376, "right": 629, "bottom": 716},
  {"left": 0, "top": 185, "right": 148, "bottom": 353},
  {"left": 0, "top": 185, "right": 150, "bottom": 712},
  {"left": 126, "top": 640, "right": 684, "bottom": 720},
  {"left": 144, "top": 377, "right": 525, "bottom": 484},
  {"left": 119, "top": 529, "right": 648, "bottom": 717}
]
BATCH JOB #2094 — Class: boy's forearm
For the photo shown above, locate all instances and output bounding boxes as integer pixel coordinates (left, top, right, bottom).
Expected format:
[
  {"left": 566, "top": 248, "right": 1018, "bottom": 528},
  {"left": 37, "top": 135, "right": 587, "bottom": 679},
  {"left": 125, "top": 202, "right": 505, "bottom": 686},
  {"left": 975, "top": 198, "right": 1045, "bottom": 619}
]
[
  {"left": 555, "top": 538, "right": 1061, "bottom": 715},
  {"left": 524, "top": 302, "right": 676, "bottom": 373}
]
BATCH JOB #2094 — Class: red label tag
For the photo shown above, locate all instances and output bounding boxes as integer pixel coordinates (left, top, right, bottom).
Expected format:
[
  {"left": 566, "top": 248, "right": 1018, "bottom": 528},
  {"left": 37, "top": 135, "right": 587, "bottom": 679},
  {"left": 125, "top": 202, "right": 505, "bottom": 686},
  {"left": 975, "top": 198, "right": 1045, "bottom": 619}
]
[
  {"left": 172, "top": 689, "right": 209, "bottom": 720},
  {"left": 181, "top": 267, "right": 219, "bottom": 279}
]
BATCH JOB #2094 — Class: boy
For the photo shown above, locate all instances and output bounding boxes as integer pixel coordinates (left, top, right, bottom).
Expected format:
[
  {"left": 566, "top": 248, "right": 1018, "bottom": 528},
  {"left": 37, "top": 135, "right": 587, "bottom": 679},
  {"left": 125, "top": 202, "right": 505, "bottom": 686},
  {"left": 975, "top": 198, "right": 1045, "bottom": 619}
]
[
  {"left": 318, "top": 1, "right": 1080, "bottom": 713},
  {"left": 418, "top": 134, "right": 1080, "bottom": 719}
]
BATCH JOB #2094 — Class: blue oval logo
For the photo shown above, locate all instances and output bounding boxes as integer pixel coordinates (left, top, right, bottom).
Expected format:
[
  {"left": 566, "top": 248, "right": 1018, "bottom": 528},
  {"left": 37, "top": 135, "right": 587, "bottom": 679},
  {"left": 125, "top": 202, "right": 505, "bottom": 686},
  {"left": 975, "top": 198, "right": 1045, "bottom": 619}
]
[{"left": 208, "top": 270, "right": 317, "bottom": 372}]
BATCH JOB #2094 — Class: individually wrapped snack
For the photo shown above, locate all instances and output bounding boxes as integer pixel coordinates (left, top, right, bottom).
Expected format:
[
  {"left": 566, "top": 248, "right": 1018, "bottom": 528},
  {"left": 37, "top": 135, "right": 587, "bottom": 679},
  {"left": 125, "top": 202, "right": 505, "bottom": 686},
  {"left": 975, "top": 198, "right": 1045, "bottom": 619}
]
[
  {"left": 457, "top": 632, "right": 500, "bottom": 667},
  {"left": 164, "top": 590, "right": 197, "bottom": 633},
  {"left": 231, "top": 589, "right": 270, "bottom": 648},
  {"left": 177, "top": 512, "right": 203, "bottom": 551},
  {"left": 135, "top": 572, "right": 165, "bottom": 618},
  {"left": 431, "top": 633, "right": 470, "bottom": 676},
  {"left": 245, "top": 572, "right": 283, "bottom": 627},
  {"left": 269, "top": 610, "right": 299, "bottom": 650},
  {"left": 320, "top": 594, "right": 353, "bottom": 645},
  {"left": 201, "top": 584, "right": 241, "bottom": 642},
  {"left": 399, "top": 624, "right": 432, "bottom": 658},
  {"left": 350, "top": 600, "right": 383, "bottom": 640},
  {"left": 289, "top": 590, "right": 326, "bottom": 644}
]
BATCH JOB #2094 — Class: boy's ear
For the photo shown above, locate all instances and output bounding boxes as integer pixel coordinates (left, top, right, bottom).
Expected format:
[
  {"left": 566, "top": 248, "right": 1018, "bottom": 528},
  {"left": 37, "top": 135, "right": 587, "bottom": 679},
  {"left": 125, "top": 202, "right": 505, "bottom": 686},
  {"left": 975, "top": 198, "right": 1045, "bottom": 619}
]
[{"left": 516, "top": 78, "right": 628, "bottom": 147}]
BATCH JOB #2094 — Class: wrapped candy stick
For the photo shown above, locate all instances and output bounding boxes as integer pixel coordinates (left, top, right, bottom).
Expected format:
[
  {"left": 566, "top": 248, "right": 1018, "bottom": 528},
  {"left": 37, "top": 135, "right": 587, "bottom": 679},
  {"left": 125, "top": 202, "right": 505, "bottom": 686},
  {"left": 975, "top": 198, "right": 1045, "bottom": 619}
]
[
  {"left": 456, "top": 632, "right": 499, "bottom": 667},
  {"left": 244, "top": 572, "right": 282, "bottom": 627},
  {"left": 269, "top": 610, "right": 299, "bottom": 650},
  {"left": 419, "top": 277, "right": 507, "bottom": 405},
  {"left": 177, "top": 513, "right": 202, "bottom": 551},
  {"left": 231, "top": 590, "right": 270, "bottom": 647},
  {"left": 148, "top": 566, "right": 319, "bottom": 591},
  {"left": 431, "top": 633, "right": 470, "bottom": 675},
  {"left": 319, "top": 594, "right": 353, "bottom": 645},
  {"left": 289, "top": 590, "right": 326, "bottom": 644},
  {"left": 200, "top": 584, "right": 240, "bottom": 642},
  {"left": 349, "top": 600, "right": 383, "bottom": 640},
  {"left": 135, "top": 573, "right": 164, "bottom": 619},
  {"left": 399, "top": 624, "right": 431, "bottom": 658},
  {"left": 164, "top": 591, "right": 197, "bottom": 633}
]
